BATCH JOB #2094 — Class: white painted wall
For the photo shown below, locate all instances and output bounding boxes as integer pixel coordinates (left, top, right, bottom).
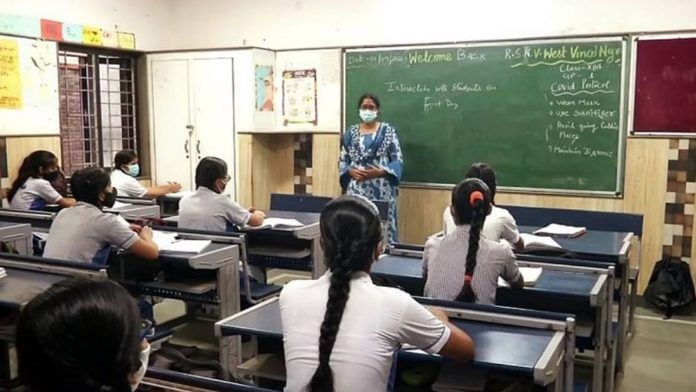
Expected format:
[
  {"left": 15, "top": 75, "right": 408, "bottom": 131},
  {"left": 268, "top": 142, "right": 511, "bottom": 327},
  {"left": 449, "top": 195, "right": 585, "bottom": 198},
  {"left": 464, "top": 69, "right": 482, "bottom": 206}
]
[
  {"left": 3, "top": 0, "right": 173, "bottom": 50},
  {"left": 165, "top": 0, "right": 696, "bottom": 51},
  {"left": 274, "top": 49, "right": 342, "bottom": 132},
  {"left": 9, "top": 1, "right": 696, "bottom": 51}
]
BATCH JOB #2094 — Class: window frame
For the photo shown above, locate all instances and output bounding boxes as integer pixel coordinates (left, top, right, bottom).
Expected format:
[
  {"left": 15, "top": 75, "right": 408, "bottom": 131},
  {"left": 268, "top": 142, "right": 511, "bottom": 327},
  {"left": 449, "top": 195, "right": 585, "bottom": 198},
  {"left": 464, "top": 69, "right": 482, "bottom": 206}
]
[{"left": 57, "top": 44, "right": 143, "bottom": 173}]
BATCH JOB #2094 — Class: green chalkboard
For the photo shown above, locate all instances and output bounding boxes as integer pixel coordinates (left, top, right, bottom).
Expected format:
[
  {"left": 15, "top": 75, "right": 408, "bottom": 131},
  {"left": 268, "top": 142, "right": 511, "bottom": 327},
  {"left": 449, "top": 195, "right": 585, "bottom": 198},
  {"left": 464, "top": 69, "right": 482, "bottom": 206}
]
[{"left": 344, "top": 38, "right": 627, "bottom": 194}]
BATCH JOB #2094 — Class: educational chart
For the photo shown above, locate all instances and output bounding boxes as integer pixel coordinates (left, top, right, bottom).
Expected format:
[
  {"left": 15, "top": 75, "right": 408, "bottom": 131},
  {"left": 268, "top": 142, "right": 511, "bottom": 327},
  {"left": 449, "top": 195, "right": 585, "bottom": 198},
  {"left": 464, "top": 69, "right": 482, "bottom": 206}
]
[
  {"left": 0, "top": 37, "right": 59, "bottom": 135},
  {"left": 345, "top": 39, "right": 626, "bottom": 194},
  {"left": 282, "top": 69, "right": 318, "bottom": 125},
  {"left": 255, "top": 65, "right": 274, "bottom": 111},
  {"left": 0, "top": 14, "right": 135, "bottom": 50},
  {"left": 0, "top": 39, "right": 22, "bottom": 109}
]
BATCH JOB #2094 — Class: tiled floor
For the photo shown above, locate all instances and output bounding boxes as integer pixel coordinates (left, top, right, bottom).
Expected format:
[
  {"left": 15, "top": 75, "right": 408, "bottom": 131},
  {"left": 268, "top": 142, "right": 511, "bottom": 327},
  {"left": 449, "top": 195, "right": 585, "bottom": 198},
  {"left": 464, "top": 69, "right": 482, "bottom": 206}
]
[{"left": 618, "top": 315, "right": 696, "bottom": 392}]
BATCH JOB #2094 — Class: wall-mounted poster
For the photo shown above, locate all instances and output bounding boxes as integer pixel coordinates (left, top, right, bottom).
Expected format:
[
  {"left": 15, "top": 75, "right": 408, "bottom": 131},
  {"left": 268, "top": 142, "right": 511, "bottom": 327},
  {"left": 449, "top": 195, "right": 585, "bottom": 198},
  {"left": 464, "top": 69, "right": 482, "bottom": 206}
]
[
  {"left": 0, "top": 39, "right": 22, "bottom": 109},
  {"left": 282, "top": 69, "right": 317, "bottom": 125},
  {"left": 255, "top": 65, "right": 274, "bottom": 111}
]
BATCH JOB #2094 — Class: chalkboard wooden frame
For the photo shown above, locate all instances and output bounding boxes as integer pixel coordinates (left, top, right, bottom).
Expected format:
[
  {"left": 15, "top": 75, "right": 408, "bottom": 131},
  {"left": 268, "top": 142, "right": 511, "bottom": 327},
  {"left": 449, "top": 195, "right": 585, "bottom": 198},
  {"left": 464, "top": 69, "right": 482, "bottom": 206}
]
[{"left": 343, "top": 36, "right": 629, "bottom": 197}]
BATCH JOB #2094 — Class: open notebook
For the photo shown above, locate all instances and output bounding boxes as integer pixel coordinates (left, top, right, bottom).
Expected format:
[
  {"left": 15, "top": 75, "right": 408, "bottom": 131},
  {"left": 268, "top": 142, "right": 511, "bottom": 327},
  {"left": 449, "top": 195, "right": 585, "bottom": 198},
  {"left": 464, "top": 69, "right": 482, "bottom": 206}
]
[
  {"left": 152, "top": 231, "right": 210, "bottom": 253},
  {"left": 111, "top": 201, "right": 132, "bottom": 209},
  {"left": 533, "top": 223, "right": 586, "bottom": 238},
  {"left": 519, "top": 233, "right": 563, "bottom": 252},
  {"left": 498, "top": 267, "right": 543, "bottom": 287},
  {"left": 245, "top": 217, "right": 304, "bottom": 230}
]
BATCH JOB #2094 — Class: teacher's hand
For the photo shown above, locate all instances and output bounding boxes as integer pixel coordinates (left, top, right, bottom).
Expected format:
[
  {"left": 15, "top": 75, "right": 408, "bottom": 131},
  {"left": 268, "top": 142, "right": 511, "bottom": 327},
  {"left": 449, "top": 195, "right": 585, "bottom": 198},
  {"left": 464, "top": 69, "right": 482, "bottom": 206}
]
[
  {"left": 349, "top": 168, "right": 367, "bottom": 181},
  {"left": 363, "top": 167, "right": 386, "bottom": 180}
]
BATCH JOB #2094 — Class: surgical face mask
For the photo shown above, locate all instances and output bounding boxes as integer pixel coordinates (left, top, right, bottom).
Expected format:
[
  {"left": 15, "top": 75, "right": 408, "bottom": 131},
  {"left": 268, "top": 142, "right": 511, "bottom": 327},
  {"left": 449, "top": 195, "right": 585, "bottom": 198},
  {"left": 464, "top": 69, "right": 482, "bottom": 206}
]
[
  {"left": 217, "top": 180, "right": 228, "bottom": 194},
  {"left": 217, "top": 175, "right": 231, "bottom": 194},
  {"left": 102, "top": 188, "right": 117, "bottom": 208},
  {"left": 126, "top": 164, "right": 140, "bottom": 177},
  {"left": 130, "top": 343, "right": 151, "bottom": 391},
  {"left": 43, "top": 170, "right": 60, "bottom": 182},
  {"left": 359, "top": 109, "right": 378, "bottom": 123}
]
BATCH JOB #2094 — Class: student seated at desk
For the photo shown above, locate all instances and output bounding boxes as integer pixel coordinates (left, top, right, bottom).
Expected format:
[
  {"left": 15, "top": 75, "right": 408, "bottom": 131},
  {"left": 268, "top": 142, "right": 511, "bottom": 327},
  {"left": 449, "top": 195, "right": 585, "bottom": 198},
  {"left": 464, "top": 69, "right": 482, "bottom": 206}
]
[
  {"left": 442, "top": 163, "right": 523, "bottom": 251},
  {"left": 111, "top": 149, "right": 182, "bottom": 198},
  {"left": 280, "top": 195, "right": 474, "bottom": 392},
  {"left": 16, "top": 277, "right": 151, "bottom": 392},
  {"left": 179, "top": 156, "right": 265, "bottom": 231},
  {"left": 425, "top": 178, "right": 523, "bottom": 304},
  {"left": 43, "top": 167, "right": 159, "bottom": 263},
  {"left": 7, "top": 150, "right": 76, "bottom": 210}
]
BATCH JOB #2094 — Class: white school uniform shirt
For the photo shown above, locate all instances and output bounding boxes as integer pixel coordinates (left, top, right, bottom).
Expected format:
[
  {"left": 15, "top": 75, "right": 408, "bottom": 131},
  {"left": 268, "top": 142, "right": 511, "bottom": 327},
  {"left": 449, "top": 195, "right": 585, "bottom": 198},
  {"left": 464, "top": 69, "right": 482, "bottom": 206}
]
[
  {"left": 280, "top": 271, "right": 451, "bottom": 392},
  {"left": 43, "top": 202, "right": 139, "bottom": 263},
  {"left": 9, "top": 177, "right": 62, "bottom": 210},
  {"left": 111, "top": 169, "right": 148, "bottom": 198},
  {"left": 423, "top": 225, "right": 520, "bottom": 305},
  {"left": 443, "top": 204, "right": 521, "bottom": 245},
  {"left": 178, "top": 187, "right": 251, "bottom": 232}
]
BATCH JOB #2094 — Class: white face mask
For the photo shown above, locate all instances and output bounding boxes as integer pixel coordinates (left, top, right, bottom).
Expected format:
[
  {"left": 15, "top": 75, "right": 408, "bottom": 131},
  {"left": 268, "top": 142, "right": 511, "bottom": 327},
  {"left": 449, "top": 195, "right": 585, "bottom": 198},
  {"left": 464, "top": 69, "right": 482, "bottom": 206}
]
[
  {"left": 359, "top": 109, "right": 378, "bottom": 123},
  {"left": 131, "top": 342, "right": 151, "bottom": 391}
]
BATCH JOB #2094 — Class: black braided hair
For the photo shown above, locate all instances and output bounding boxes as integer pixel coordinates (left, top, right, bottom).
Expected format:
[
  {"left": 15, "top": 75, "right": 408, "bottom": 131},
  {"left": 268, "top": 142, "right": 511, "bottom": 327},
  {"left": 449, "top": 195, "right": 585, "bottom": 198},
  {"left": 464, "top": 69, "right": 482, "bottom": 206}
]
[
  {"left": 306, "top": 195, "right": 382, "bottom": 392},
  {"left": 451, "top": 178, "right": 492, "bottom": 303}
]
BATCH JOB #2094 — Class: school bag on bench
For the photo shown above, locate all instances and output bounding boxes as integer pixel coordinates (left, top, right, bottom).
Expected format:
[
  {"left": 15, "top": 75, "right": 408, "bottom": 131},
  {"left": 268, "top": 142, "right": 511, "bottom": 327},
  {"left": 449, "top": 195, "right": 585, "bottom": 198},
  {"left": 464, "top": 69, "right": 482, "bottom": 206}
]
[{"left": 644, "top": 257, "right": 695, "bottom": 319}]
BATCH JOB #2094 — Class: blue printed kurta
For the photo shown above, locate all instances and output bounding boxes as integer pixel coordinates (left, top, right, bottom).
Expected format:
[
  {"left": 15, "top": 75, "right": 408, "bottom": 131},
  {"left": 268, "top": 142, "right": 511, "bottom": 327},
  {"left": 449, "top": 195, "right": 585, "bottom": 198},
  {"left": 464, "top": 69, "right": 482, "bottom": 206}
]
[{"left": 339, "top": 122, "right": 404, "bottom": 244}]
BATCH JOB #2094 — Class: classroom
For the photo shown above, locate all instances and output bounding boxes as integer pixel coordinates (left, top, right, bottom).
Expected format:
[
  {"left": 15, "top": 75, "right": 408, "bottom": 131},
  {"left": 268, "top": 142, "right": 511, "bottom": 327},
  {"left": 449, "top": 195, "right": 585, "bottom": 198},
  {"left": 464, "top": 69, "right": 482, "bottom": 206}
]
[{"left": 0, "top": 1, "right": 695, "bottom": 391}]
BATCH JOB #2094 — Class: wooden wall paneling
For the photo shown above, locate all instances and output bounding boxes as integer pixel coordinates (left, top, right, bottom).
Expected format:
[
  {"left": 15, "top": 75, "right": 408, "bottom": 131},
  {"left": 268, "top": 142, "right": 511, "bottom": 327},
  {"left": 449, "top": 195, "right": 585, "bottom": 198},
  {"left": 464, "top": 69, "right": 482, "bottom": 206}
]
[
  {"left": 250, "top": 133, "right": 294, "bottom": 210},
  {"left": 236, "top": 134, "right": 254, "bottom": 208},
  {"left": 311, "top": 134, "right": 341, "bottom": 197},
  {"left": 6, "top": 136, "right": 62, "bottom": 184},
  {"left": 626, "top": 138, "right": 669, "bottom": 291},
  {"left": 398, "top": 188, "right": 449, "bottom": 244}
]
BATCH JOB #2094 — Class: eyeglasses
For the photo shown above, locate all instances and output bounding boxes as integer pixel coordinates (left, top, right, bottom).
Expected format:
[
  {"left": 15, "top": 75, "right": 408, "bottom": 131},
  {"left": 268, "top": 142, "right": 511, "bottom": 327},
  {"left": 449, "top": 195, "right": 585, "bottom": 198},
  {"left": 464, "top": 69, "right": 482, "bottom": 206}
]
[{"left": 140, "top": 319, "right": 155, "bottom": 341}]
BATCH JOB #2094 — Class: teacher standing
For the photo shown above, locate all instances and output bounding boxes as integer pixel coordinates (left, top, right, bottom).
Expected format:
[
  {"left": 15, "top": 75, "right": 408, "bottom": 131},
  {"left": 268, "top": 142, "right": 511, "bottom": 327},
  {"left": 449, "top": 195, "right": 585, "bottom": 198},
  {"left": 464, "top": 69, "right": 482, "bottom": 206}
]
[{"left": 339, "top": 93, "right": 403, "bottom": 244}]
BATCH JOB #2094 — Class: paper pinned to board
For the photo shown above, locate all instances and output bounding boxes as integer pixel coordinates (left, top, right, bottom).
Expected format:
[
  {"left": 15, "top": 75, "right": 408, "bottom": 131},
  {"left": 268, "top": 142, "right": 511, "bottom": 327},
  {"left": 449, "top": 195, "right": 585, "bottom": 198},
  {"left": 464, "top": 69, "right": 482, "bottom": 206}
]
[
  {"left": 0, "top": 39, "right": 22, "bottom": 109},
  {"left": 82, "top": 26, "right": 103, "bottom": 46},
  {"left": 117, "top": 32, "right": 135, "bottom": 49},
  {"left": 62, "top": 24, "right": 83, "bottom": 43}
]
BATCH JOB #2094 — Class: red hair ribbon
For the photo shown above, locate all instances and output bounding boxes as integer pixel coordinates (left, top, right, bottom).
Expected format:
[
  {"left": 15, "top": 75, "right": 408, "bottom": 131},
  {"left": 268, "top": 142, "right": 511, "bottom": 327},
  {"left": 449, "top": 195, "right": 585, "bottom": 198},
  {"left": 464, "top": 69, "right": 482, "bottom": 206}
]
[
  {"left": 464, "top": 275, "right": 473, "bottom": 283},
  {"left": 469, "top": 191, "right": 484, "bottom": 207}
]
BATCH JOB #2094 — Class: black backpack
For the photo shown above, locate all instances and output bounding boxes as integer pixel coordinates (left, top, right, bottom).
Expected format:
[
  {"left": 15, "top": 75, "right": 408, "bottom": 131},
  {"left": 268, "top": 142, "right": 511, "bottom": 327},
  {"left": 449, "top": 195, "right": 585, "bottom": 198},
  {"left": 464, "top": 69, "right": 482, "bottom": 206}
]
[{"left": 644, "top": 257, "right": 695, "bottom": 319}]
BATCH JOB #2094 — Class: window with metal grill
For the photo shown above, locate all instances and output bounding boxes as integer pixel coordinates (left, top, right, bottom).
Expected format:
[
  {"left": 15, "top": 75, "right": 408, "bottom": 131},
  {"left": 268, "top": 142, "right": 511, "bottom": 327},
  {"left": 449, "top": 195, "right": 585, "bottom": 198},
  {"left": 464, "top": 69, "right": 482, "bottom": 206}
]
[{"left": 58, "top": 46, "right": 139, "bottom": 176}]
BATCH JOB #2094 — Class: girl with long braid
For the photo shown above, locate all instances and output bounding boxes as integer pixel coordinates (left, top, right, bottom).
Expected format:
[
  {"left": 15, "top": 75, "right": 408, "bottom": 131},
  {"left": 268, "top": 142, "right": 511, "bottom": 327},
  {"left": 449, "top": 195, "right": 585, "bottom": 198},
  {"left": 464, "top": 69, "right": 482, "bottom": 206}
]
[
  {"left": 280, "top": 195, "right": 474, "bottom": 392},
  {"left": 424, "top": 178, "right": 523, "bottom": 304}
]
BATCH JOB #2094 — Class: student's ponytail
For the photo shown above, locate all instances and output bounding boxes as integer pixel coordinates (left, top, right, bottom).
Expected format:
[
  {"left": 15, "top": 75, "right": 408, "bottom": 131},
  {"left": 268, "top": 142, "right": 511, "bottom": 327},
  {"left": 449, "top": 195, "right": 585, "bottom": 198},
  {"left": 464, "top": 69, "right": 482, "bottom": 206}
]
[
  {"left": 451, "top": 179, "right": 492, "bottom": 303},
  {"left": 307, "top": 195, "right": 382, "bottom": 392}
]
